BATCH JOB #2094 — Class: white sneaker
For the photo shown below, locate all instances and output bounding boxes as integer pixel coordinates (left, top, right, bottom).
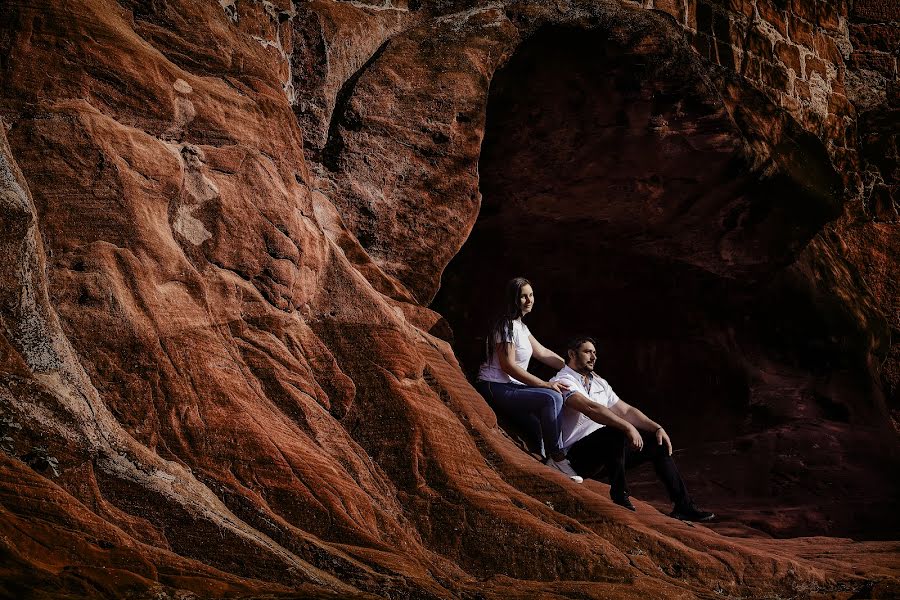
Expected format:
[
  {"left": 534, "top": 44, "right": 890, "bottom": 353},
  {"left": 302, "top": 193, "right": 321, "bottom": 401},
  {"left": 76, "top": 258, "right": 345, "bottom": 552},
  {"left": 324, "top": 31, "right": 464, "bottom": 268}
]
[{"left": 546, "top": 457, "right": 583, "bottom": 483}]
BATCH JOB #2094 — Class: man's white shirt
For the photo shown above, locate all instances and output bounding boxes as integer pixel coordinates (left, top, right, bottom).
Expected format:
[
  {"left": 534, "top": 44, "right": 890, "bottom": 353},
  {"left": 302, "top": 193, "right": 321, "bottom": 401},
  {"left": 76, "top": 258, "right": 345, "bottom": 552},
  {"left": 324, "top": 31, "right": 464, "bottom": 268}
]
[{"left": 551, "top": 365, "right": 621, "bottom": 450}]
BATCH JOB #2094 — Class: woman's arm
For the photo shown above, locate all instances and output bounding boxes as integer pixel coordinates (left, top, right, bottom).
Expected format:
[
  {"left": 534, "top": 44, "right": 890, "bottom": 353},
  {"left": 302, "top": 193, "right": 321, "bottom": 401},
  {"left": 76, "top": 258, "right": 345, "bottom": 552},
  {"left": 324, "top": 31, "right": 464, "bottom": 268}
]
[
  {"left": 496, "top": 343, "right": 566, "bottom": 391},
  {"left": 529, "top": 335, "right": 566, "bottom": 370}
]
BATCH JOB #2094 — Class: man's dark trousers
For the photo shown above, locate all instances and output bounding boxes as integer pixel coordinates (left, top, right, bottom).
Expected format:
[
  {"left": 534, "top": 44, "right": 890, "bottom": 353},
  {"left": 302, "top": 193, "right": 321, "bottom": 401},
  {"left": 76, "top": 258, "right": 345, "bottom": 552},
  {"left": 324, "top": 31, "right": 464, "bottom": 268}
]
[{"left": 567, "top": 427, "right": 691, "bottom": 506}]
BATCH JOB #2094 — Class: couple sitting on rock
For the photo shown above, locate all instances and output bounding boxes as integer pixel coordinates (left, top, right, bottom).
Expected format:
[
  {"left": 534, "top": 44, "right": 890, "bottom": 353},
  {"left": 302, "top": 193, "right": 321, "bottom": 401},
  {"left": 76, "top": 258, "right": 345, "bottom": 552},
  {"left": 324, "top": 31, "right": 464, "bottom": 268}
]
[{"left": 474, "top": 277, "right": 713, "bottom": 522}]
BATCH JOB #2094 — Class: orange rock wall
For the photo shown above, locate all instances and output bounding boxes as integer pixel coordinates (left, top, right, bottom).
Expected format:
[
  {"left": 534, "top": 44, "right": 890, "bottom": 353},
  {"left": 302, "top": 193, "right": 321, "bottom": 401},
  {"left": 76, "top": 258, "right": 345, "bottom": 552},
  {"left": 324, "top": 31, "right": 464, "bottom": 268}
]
[{"left": 0, "top": 0, "right": 898, "bottom": 598}]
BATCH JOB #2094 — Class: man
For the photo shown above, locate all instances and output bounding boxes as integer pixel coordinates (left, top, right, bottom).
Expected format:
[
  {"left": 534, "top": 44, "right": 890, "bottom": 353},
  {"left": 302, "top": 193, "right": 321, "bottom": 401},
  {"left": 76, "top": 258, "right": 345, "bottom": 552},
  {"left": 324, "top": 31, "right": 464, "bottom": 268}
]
[{"left": 551, "top": 336, "right": 714, "bottom": 521}]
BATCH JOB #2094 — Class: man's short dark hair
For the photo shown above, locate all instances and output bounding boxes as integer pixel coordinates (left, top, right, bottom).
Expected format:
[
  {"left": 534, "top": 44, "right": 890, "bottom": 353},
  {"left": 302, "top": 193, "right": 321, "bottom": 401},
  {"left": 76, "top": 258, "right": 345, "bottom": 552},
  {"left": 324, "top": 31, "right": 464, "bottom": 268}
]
[{"left": 566, "top": 335, "right": 597, "bottom": 355}]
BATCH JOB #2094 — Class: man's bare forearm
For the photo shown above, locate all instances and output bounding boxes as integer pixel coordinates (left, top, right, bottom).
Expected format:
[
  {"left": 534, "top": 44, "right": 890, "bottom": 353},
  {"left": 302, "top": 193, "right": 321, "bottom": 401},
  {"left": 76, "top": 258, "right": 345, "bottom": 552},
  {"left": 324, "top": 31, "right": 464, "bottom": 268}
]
[
  {"left": 568, "top": 394, "right": 633, "bottom": 431},
  {"left": 620, "top": 405, "right": 661, "bottom": 432}
]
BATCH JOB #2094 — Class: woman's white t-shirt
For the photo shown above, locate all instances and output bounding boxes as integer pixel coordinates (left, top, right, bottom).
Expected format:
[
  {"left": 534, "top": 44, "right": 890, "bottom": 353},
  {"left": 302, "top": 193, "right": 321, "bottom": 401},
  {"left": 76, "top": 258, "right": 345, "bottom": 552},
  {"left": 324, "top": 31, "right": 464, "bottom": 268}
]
[{"left": 477, "top": 319, "right": 533, "bottom": 384}]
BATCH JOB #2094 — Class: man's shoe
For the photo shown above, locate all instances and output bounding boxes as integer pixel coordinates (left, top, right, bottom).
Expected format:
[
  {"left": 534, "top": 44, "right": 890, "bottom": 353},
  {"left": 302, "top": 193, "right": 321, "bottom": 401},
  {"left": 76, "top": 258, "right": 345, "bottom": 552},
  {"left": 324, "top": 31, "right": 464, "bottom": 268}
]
[
  {"left": 670, "top": 504, "right": 715, "bottom": 522},
  {"left": 545, "top": 457, "right": 583, "bottom": 483},
  {"left": 611, "top": 494, "right": 636, "bottom": 512}
]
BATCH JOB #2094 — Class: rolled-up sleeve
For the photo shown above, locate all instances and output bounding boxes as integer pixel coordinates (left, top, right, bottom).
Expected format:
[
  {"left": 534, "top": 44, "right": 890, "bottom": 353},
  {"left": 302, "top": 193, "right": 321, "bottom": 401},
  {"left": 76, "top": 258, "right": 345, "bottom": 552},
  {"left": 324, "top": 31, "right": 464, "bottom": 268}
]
[
  {"left": 601, "top": 380, "right": 620, "bottom": 408},
  {"left": 550, "top": 374, "right": 582, "bottom": 400}
]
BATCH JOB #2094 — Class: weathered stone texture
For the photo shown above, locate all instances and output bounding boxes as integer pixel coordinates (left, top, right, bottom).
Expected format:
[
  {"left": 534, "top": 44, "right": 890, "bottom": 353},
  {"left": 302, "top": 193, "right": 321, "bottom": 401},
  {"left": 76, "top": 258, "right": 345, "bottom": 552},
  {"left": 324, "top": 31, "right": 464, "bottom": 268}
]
[
  {"left": 640, "top": 1, "right": 898, "bottom": 407},
  {"left": 0, "top": 0, "right": 898, "bottom": 597},
  {"left": 851, "top": 22, "right": 900, "bottom": 53},
  {"left": 853, "top": 0, "right": 900, "bottom": 22},
  {"left": 850, "top": 50, "right": 899, "bottom": 76},
  {"left": 648, "top": 0, "right": 857, "bottom": 173}
]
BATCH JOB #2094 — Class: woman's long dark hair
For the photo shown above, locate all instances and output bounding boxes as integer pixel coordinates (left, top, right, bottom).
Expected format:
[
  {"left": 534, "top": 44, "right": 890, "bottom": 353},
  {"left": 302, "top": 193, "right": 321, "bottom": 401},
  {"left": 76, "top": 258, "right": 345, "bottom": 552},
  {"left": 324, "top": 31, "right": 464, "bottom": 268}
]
[{"left": 486, "top": 277, "right": 531, "bottom": 362}]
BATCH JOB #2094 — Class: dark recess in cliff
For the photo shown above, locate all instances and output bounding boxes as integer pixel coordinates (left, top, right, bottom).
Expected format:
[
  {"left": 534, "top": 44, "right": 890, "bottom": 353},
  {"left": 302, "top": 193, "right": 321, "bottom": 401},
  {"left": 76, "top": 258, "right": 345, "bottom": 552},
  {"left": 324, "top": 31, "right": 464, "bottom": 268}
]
[{"left": 432, "top": 25, "right": 900, "bottom": 540}]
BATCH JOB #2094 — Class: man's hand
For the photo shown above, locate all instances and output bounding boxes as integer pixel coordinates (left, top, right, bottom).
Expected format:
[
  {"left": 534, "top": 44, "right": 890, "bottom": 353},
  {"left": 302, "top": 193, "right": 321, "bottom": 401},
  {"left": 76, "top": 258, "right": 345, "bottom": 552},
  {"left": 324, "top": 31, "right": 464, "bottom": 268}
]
[
  {"left": 656, "top": 427, "right": 672, "bottom": 456},
  {"left": 626, "top": 425, "right": 643, "bottom": 450}
]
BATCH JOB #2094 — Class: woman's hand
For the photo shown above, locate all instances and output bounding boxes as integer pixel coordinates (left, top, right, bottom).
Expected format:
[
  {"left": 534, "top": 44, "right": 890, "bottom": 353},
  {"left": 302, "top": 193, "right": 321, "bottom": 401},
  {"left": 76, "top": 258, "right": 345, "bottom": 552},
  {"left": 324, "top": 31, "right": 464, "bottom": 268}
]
[{"left": 543, "top": 380, "right": 570, "bottom": 394}]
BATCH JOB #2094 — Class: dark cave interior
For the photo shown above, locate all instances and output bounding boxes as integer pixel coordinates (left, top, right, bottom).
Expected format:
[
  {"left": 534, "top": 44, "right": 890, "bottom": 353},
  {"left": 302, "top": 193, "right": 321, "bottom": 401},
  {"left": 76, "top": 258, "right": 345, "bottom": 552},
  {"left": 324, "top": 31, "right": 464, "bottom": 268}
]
[{"left": 430, "top": 26, "right": 898, "bottom": 539}]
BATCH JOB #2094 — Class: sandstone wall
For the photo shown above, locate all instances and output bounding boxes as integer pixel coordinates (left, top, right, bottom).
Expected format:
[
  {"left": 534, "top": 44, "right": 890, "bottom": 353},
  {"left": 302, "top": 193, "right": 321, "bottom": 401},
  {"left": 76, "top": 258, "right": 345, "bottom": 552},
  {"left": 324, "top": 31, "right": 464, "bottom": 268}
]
[
  {"left": 636, "top": 0, "right": 898, "bottom": 409},
  {"left": 0, "top": 0, "right": 898, "bottom": 598}
]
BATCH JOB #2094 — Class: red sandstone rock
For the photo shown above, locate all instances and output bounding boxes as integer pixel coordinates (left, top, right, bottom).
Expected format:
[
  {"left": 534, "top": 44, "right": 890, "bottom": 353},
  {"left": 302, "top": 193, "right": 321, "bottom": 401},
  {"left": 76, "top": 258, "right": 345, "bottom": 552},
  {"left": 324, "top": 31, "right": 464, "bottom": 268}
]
[
  {"left": 850, "top": 50, "right": 899, "bottom": 76},
  {"left": 805, "top": 54, "right": 829, "bottom": 80},
  {"left": 789, "top": 13, "right": 816, "bottom": 48},
  {"left": 776, "top": 40, "right": 803, "bottom": 74},
  {"left": 850, "top": 23, "right": 900, "bottom": 54},
  {"left": 853, "top": 0, "right": 900, "bottom": 23},
  {"left": 816, "top": 0, "right": 841, "bottom": 32},
  {"left": 814, "top": 31, "right": 845, "bottom": 66},
  {"left": 0, "top": 0, "right": 898, "bottom": 598},
  {"left": 653, "top": 0, "right": 686, "bottom": 24},
  {"left": 758, "top": 0, "right": 789, "bottom": 36}
]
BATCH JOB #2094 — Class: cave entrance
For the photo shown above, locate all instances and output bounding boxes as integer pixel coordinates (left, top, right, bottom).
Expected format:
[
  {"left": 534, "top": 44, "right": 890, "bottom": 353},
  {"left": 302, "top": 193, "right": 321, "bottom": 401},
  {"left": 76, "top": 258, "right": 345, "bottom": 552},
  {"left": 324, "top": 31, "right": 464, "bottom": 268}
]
[{"left": 430, "top": 24, "right": 845, "bottom": 450}]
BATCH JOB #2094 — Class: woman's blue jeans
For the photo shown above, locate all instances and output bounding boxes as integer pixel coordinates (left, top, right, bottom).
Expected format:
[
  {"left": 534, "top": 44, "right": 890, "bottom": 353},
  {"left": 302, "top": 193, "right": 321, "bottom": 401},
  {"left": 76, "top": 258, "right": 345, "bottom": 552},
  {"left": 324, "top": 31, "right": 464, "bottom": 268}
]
[{"left": 475, "top": 380, "right": 564, "bottom": 458}]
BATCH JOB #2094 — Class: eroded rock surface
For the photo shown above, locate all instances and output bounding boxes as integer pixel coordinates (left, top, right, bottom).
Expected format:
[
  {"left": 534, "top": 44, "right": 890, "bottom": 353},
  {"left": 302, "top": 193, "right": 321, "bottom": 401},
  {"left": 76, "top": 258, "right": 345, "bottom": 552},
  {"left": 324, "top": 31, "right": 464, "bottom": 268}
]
[{"left": 1, "top": 0, "right": 898, "bottom": 598}]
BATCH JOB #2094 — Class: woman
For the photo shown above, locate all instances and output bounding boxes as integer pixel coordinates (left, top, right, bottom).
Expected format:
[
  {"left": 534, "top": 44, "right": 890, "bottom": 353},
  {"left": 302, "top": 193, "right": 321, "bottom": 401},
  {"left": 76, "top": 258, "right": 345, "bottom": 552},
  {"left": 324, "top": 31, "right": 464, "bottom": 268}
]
[{"left": 475, "top": 277, "right": 582, "bottom": 483}]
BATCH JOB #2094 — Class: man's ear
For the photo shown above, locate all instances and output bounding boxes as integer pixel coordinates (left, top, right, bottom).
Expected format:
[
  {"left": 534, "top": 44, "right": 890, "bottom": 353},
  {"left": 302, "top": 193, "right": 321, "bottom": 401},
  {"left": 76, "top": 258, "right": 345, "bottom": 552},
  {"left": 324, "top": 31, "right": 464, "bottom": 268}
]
[{"left": 566, "top": 348, "right": 574, "bottom": 362}]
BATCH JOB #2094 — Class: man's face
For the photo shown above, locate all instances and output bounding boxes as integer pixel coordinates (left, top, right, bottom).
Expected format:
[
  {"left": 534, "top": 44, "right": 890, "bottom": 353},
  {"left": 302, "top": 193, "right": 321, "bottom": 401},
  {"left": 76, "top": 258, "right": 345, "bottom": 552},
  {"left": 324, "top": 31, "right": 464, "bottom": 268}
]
[{"left": 569, "top": 342, "right": 597, "bottom": 373}]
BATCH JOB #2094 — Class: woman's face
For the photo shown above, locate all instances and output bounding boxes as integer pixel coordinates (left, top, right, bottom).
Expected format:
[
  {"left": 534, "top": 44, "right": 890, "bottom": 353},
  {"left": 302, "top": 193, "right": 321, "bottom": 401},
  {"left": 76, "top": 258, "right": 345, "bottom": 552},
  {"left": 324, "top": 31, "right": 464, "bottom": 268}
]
[{"left": 518, "top": 284, "right": 534, "bottom": 316}]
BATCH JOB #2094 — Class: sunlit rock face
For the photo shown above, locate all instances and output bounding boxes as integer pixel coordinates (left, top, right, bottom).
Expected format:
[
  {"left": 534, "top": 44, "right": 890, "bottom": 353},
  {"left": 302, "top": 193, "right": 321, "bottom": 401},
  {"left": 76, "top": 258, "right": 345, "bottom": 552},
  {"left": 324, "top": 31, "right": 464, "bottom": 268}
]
[{"left": 0, "top": 0, "right": 898, "bottom": 598}]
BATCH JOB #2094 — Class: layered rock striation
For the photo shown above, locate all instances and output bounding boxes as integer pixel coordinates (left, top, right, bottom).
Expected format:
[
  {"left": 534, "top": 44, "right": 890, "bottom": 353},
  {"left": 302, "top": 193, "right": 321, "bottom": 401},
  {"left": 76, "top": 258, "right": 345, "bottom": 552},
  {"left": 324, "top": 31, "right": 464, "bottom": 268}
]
[{"left": 0, "top": 0, "right": 897, "bottom": 598}]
